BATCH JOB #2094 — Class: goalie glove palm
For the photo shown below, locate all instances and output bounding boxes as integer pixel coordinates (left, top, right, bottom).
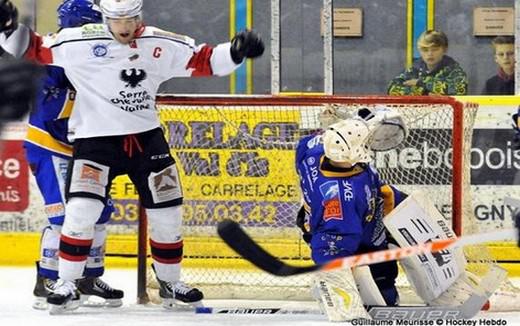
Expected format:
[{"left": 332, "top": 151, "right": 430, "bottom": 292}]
[
  {"left": 230, "top": 30, "right": 264, "bottom": 64},
  {"left": 0, "top": 60, "right": 44, "bottom": 123},
  {"left": 0, "top": 0, "right": 18, "bottom": 34}
]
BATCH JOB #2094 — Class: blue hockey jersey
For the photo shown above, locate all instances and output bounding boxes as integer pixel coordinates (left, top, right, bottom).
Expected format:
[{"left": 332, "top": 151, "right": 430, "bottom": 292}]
[
  {"left": 24, "top": 65, "right": 74, "bottom": 160},
  {"left": 295, "top": 134, "right": 405, "bottom": 263}
]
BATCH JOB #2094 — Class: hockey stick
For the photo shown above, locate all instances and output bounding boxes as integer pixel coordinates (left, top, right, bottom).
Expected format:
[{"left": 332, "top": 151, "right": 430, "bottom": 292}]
[
  {"left": 217, "top": 219, "right": 519, "bottom": 277},
  {"left": 195, "top": 264, "right": 506, "bottom": 320},
  {"left": 195, "top": 306, "right": 322, "bottom": 315}
]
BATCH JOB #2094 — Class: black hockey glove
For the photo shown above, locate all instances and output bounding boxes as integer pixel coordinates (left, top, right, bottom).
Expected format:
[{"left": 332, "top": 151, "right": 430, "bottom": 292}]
[
  {"left": 230, "top": 30, "right": 264, "bottom": 64},
  {"left": 296, "top": 205, "right": 312, "bottom": 244},
  {"left": 0, "top": 0, "right": 18, "bottom": 34},
  {"left": 0, "top": 59, "right": 43, "bottom": 126}
]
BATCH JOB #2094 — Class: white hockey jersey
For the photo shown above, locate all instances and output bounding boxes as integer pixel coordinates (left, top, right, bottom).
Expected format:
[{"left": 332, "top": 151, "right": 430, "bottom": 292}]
[{"left": 1, "top": 24, "right": 240, "bottom": 140}]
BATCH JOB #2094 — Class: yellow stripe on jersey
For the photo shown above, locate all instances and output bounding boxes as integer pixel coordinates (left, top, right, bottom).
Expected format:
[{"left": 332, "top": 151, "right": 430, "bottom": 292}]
[
  {"left": 25, "top": 126, "right": 73, "bottom": 157},
  {"left": 58, "top": 90, "right": 75, "bottom": 119},
  {"left": 380, "top": 184, "right": 396, "bottom": 217},
  {"left": 319, "top": 156, "right": 366, "bottom": 178}
]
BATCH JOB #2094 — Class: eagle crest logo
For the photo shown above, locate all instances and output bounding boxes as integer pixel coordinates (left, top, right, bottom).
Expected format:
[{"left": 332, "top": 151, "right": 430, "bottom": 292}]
[{"left": 120, "top": 68, "right": 147, "bottom": 88}]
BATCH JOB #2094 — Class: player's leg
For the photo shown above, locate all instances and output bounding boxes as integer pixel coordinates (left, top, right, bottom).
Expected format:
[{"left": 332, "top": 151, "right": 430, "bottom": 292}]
[
  {"left": 47, "top": 137, "right": 116, "bottom": 313},
  {"left": 77, "top": 199, "right": 124, "bottom": 307},
  {"left": 25, "top": 150, "right": 68, "bottom": 310},
  {"left": 367, "top": 259, "right": 399, "bottom": 305},
  {"left": 128, "top": 128, "right": 203, "bottom": 308}
]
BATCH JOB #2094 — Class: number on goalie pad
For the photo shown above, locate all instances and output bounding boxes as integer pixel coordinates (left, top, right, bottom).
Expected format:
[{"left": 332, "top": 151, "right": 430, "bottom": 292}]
[{"left": 383, "top": 192, "right": 467, "bottom": 303}]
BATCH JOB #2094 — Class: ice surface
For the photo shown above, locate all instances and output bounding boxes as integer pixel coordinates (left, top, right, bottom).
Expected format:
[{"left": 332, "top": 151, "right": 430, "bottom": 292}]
[{"left": 0, "top": 267, "right": 518, "bottom": 326}]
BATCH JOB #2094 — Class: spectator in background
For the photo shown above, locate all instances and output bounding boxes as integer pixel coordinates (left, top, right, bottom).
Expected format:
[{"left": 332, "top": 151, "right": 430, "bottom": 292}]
[
  {"left": 482, "top": 36, "right": 515, "bottom": 95},
  {"left": 387, "top": 30, "right": 468, "bottom": 96}
]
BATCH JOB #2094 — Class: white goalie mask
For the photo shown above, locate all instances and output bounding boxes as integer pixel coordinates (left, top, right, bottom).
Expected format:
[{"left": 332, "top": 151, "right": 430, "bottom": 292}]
[
  {"left": 322, "top": 118, "right": 371, "bottom": 165},
  {"left": 99, "top": 0, "right": 143, "bottom": 19}
]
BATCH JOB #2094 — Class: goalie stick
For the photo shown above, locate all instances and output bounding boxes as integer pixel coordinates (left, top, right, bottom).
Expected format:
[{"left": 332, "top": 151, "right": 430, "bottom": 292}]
[
  {"left": 217, "top": 219, "right": 519, "bottom": 277},
  {"left": 195, "top": 264, "right": 505, "bottom": 320},
  {"left": 196, "top": 307, "right": 322, "bottom": 315},
  {"left": 195, "top": 303, "right": 482, "bottom": 320}
]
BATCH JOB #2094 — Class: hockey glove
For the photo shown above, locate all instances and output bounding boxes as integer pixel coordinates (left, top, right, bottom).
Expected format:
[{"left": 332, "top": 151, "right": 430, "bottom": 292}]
[
  {"left": 512, "top": 107, "right": 520, "bottom": 149},
  {"left": 296, "top": 205, "right": 312, "bottom": 244},
  {"left": 230, "top": 30, "right": 264, "bottom": 64},
  {"left": 0, "top": 59, "right": 43, "bottom": 125},
  {"left": 0, "top": 0, "right": 18, "bottom": 35}
]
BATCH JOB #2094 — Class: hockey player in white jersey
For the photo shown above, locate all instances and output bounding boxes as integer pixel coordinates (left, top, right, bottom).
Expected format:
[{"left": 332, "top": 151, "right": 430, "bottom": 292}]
[
  {"left": 0, "top": 0, "right": 264, "bottom": 313},
  {"left": 26, "top": 0, "right": 124, "bottom": 310}
]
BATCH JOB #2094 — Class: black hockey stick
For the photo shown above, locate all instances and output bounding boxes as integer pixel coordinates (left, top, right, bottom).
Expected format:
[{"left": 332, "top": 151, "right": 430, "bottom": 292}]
[{"left": 217, "top": 219, "right": 518, "bottom": 277}]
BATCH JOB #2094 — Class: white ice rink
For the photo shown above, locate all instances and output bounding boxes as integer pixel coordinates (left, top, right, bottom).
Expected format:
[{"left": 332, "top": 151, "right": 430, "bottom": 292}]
[{"left": 1, "top": 267, "right": 519, "bottom": 326}]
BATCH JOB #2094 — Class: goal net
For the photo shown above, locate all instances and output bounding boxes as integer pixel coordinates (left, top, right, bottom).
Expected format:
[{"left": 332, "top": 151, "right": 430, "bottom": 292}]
[{"left": 132, "top": 95, "right": 518, "bottom": 309}]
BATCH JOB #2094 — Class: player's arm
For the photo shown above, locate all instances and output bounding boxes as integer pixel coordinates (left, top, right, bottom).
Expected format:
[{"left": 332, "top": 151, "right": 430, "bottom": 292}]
[
  {"left": 165, "top": 29, "right": 264, "bottom": 78},
  {"left": 191, "top": 30, "right": 264, "bottom": 76},
  {"left": 0, "top": 0, "right": 57, "bottom": 64},
  {"left": 444, "top": 65, "right": 468, "bottom": 95},
  {"left": 387, "top": 68, "right": 413, "bottom": 95}
]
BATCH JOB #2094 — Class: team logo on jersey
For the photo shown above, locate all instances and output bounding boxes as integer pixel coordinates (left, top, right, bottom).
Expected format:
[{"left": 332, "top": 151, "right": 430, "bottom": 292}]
[
  {"left": 92, "top": 44, "right": 108, "bottom": 57},
  {"left": 319, "top": 180, "right": 343, "bottom": 221},
  {"left": 120, "top": 68, "right": 147, "bottom": 88},
  {"left": 148, "top": 166, "right": 182, "bottom": 203},
  {"left": 80, "top": 164, "right": 102, "bottom": 183}
]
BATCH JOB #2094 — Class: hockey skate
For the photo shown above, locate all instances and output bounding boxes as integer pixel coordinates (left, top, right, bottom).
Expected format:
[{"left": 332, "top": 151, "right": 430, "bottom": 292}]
[
  {"left": 77, "top": 277, "right": 124, "bottom": 307},
  {"left": 152, "top": 265, "right": 203, "bottom": 310},
  {"left": 47, "top": 279, "right": 81, "bottom": 314},
  {"left": 32, "top": 266, "right": 58, "bottom": 310}
]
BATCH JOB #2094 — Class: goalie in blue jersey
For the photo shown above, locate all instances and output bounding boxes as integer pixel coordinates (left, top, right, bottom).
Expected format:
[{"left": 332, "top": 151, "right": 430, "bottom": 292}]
[{"left": 295, "top": 106, "right": 409, "bottom": 320}]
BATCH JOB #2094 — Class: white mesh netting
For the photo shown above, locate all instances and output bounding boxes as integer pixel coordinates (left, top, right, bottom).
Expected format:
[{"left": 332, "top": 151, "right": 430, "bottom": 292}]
[{"left": 138, "top": 95, "right": 519, "bottom": 309}]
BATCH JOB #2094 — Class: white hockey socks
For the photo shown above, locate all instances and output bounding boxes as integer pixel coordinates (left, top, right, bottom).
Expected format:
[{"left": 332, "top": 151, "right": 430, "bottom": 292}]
[
  {"left": 59, "top": 197, "right": 103, "bottom": 281},
  {"left": 147, "top": 206, "right": 183, "bottom": 283}
]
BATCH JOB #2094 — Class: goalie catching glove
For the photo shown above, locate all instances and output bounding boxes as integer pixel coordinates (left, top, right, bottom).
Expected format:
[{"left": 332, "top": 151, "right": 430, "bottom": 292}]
[
  {"left": 318, "top": 105, "right": 408, "bottom": 152},
  {"left": 230, "top": 30, "right": 265, "bottom": 64},
  {"left": 360, "top": 105, "right": 408, "bottom": 151}
]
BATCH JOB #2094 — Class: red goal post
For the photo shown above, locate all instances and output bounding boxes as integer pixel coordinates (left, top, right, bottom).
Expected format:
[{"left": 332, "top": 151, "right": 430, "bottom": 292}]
[{"left": 137, "top": 94, "right": 488, "bottom": 303}]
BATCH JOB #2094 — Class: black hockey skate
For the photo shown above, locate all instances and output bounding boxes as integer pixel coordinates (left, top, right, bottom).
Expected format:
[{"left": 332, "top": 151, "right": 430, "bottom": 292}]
[
  {"left": 47, "top": 279, "right": 81, "bottom": 314},
  {"left": 32, "top": 263, "right": 58, "bottom": 310},
  {"left": 77, "top": 277, "right": 124, "bottom": 307},
  {"left": 152, "top": 264, "right": 203, "bottom": 309}
]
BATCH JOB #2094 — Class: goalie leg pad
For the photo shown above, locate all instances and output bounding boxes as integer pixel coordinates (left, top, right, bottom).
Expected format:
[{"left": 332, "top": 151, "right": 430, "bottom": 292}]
[
  {"left": 383, "top": 192, "right": 466, "bottom": 303},
  {"left": 311, "top": 269, "right": 371, "bottom": 322},
  {"left": 353, "top": 262, "right": 399, "bottom": 306},
  {"left": 352, "top": 266, "right": 386, "bottom": 306}
]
